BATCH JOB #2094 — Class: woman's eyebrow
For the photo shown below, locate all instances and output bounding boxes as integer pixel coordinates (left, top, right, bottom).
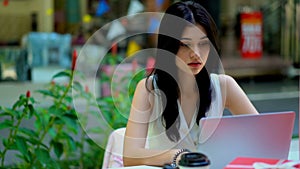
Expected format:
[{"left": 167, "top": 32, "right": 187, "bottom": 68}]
[
  {"left": 180, "top": 36, "right": 208, "bottom": 41},
  {"left": 200, "top": 36, "right": 208, "bottom": 40},
  {"left": 180, "top": 37, "right": 192, "bottom": 40}
]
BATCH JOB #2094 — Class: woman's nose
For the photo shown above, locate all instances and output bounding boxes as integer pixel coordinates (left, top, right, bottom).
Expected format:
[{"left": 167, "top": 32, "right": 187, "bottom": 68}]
[{"left": 189, "top": 46, "right": 200, "bottom": 58}]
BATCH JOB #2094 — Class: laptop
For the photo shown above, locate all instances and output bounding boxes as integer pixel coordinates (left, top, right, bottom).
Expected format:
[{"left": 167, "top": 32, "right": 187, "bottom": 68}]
[{"left": 198, "top": 111, "right": 295, "bottom": 169}]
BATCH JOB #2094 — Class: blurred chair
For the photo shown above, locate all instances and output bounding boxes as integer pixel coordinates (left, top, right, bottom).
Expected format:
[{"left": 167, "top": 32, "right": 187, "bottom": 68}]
[{"left": 102, "top": 127, "right": 126, "bottom": 169}]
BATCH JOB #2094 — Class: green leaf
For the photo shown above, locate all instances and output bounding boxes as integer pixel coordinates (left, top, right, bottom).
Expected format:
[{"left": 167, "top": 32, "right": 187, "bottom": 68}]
[
  {"left": 1, "top": 107, "right": 16, "bottom": 116},
  {"left": 24, "top": 136, "right": 40, "bottom": 146},
  {"left": 48, "top": 127, "right": 57, "bottom": 139},
  {"left": 61, "top": 114, "right": 78, "bottom": 134},
  {"left": 72, "top": 81, "right": 83, "bottom": 92},
  {"left": 64, "top": 96, "right": 73, "bottom": 103},
  {"left": 16, "top": 136, "right": 29, "bottom": 159},
  {"left": 2, "top": 138, "right": 9, "bottom": 147},
  {"left": 67, "top": 136, "right": 76, "bottom": 152},
  {"left": 53, "top": 116, "right": 64, "bottom": 125},
  {"left": 27, "top": 104, "right": 35, "bottom": 118},
  {"left": 46, "top": 159, "right": 60, "bottom": 169},
  {"left": 62, "top": 133, "right": 77, "bottom": 152},
  {"left": 3, "top": 138, "right": 17, "bottom": 150},
  {"left": 0, "top": 111, "right": 12, "bottom": 118},
  {"left": 52, "top": 71, "right": 71, "bottom": 79},
  {"left": 12, "top": 96, "right": 26, "bottom": 110},
  {"left": 29, "top": 97, "right": 36, "bottom": 104},
  {"left": 0, "top": 119, "right": 13, "bottom": 130},
  {"left": 15, "top": 149, "right": 32, "bottom": 163},
  {"left": 36, "top": 89, "right": 55, "bottom": 97},
  {"left": 11, "top": 110, "right": 22, "bottom": 119},
  {"left": 51, "top": 140, "right": 64, "bottom": 159},
  {"left": 34, "top": 114, "right": 46, "bottom": 131},
  {"left": 18, "top": 127, "right": 38, "bottom": 138},
  {"left": 23, "top": 106, "right": 29, "bottom": 116},
  {"left": 35, "top": 148, "right": 51, "bottom": 165},
  {"left": 49, "top": 106, "right": 63, "bottom": 117}
]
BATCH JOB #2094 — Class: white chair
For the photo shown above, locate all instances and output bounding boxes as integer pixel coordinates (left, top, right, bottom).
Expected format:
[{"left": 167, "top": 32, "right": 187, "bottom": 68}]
[{"left": 102, "top": 127, "right": 126, "bottom": 169}]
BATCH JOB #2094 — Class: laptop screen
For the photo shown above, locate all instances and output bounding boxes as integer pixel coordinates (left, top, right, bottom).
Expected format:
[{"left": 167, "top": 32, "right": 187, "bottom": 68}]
[{"left": 198, "top": 111, "right": 295, "bottom": 169}]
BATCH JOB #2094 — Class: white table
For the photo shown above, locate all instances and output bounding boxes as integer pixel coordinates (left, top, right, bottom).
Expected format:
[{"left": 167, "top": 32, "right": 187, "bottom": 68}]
[{"left": 110, "top": 165, "right": 161, "bottom": 169}]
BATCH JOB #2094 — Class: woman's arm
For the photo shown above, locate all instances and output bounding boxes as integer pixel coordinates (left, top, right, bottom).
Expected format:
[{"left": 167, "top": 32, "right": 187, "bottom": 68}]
[
  {"left": 219, "top": 75, "right": 259, "bottom": 115},
  {"left": 123, "top": 78, "right": 179, "bottom": 166}
]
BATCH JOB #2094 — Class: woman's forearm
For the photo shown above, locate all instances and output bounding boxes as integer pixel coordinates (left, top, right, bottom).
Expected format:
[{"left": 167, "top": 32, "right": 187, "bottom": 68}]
[{"left": 123, "top": 148, "right": 179, "bottom": 167}]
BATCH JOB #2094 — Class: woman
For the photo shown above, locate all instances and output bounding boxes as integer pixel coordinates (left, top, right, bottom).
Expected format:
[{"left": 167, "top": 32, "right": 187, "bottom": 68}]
[{"left": 123, "top": 1, "right": 258, "bottom": 167}]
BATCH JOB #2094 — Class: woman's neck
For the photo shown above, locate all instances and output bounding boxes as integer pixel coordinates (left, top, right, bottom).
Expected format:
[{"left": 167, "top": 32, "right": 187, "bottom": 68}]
[{"left": 178, "top": 71, "right": 198, "bottom": 96}]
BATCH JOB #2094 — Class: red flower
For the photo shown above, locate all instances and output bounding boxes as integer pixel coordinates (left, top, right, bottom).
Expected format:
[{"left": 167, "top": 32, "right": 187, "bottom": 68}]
[
  {"left": 3, "top": 0, "right": 9, "bottom": 6},
  {"left": 26, "top": 90, "right": 31, "bottom": 98},
  {"left": 85, "top": 85, "right": 89, "bottom": 93},
  {"left": 71, "top": 49, "right": 77, "bottom": 71}
]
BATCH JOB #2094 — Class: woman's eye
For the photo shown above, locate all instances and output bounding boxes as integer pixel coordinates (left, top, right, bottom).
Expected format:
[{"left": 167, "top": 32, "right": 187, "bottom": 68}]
[
  {"left": 180, "top": 42, "right": 190, "bottom": 48},
  {"left": 198, "top": 41, "right": 209, "bottom": 47}
]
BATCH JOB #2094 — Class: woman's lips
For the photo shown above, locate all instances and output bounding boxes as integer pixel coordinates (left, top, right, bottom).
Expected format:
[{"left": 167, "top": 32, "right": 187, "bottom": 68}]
[{"left": 188, "top": 62, "right": 201, "bottom": 67}]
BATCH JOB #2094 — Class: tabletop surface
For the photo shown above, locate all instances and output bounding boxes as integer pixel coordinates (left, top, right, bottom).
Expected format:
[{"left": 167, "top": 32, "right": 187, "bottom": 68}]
[{"left": 110, "top": 165, "right": 161, "bottom": 169}]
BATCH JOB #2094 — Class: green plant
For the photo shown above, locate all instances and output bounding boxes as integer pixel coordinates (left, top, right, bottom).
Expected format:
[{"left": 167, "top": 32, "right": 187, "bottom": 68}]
[
  {"left": 0, "top": 51, "right": 145, "bottom": 168},
  {"left": 0, "top": 51, "right": 93, "bottom": 168}
]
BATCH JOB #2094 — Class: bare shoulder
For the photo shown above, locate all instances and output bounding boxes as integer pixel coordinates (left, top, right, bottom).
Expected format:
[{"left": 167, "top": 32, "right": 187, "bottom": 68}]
[
  {"left": 137, "top": 77, "right": 153, "bottom": 89},
  {"left": 135, "top": 77, "right": 154, "bottom": 95},
  {"left": 216, "top": 74, "right": 237, "bottom": 86},
  {"left": 130, "top": 77, "right": 155, "bottom": 118},
  {"left": 216, "top": 75, "right": 259, "bottom": 115}
]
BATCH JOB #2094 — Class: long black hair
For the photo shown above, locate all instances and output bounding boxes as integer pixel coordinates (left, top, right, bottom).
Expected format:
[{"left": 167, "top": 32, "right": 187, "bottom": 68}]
[{"left": 146, "top": 1, "right": 220, "bottom": 142}]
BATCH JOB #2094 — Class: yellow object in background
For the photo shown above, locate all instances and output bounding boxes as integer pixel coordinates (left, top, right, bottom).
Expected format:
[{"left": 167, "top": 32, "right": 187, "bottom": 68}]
[
  {"left": 46, "top": 8, "right": 53, "bottom": 16},
  {"left": 126, "top": 40, "right": 141, "bottom": 57},
  {"left": 83, "top": 14, "right": 92, "bottom": 23}
]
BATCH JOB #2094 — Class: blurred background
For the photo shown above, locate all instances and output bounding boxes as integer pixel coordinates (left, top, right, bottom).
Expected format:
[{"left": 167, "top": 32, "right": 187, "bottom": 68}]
[
  {"left": 0, "top": 0, "right": 299, "bottom": 144},
  {"left": 0, "top": 0, "right": 299, "bottom": 167}
]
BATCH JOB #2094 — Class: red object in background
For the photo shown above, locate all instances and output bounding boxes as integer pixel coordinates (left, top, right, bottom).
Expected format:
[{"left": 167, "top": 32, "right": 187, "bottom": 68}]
[
  {"left": 3, "top": 0, "right": 9, "bottom": 6},
  {"left": 146, "top": 57, "right": 155, "bottom": 75},
  {"left": 111, "top": 43, "right": 118, "bottom": 56},
  {"left": 224, "top": 157, "right": 300, "bottom": 169},
  {"left": 240, "top": 12, "right": 263, "bottom": 59}
]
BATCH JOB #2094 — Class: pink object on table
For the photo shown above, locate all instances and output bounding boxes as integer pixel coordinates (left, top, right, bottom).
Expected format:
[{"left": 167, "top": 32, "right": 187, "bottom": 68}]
[{"left": 224, "top": 157, "right": 300, "bottom": 169}]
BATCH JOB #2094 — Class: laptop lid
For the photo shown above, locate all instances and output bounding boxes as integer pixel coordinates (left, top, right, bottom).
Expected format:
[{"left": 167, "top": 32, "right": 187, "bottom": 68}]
[{"left": 198, "top": 111, "right": 295, "bottom": 169}]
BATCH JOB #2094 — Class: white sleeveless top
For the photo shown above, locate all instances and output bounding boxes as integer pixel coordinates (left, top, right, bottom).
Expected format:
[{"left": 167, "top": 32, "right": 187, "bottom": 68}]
[{"left": 146, "top": 73, "right": 224, "bottom": 151}]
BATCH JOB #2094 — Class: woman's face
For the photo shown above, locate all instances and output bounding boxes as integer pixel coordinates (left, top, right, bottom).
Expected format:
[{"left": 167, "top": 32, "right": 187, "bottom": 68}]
[{"left": 176, "top": 24, "right": 210, "bottom": 75}]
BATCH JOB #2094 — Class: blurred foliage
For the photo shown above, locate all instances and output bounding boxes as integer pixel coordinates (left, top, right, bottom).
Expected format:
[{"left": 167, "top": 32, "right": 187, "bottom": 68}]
[{"left": 0, "top": 53, "right": 145, "bottom": 168}]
